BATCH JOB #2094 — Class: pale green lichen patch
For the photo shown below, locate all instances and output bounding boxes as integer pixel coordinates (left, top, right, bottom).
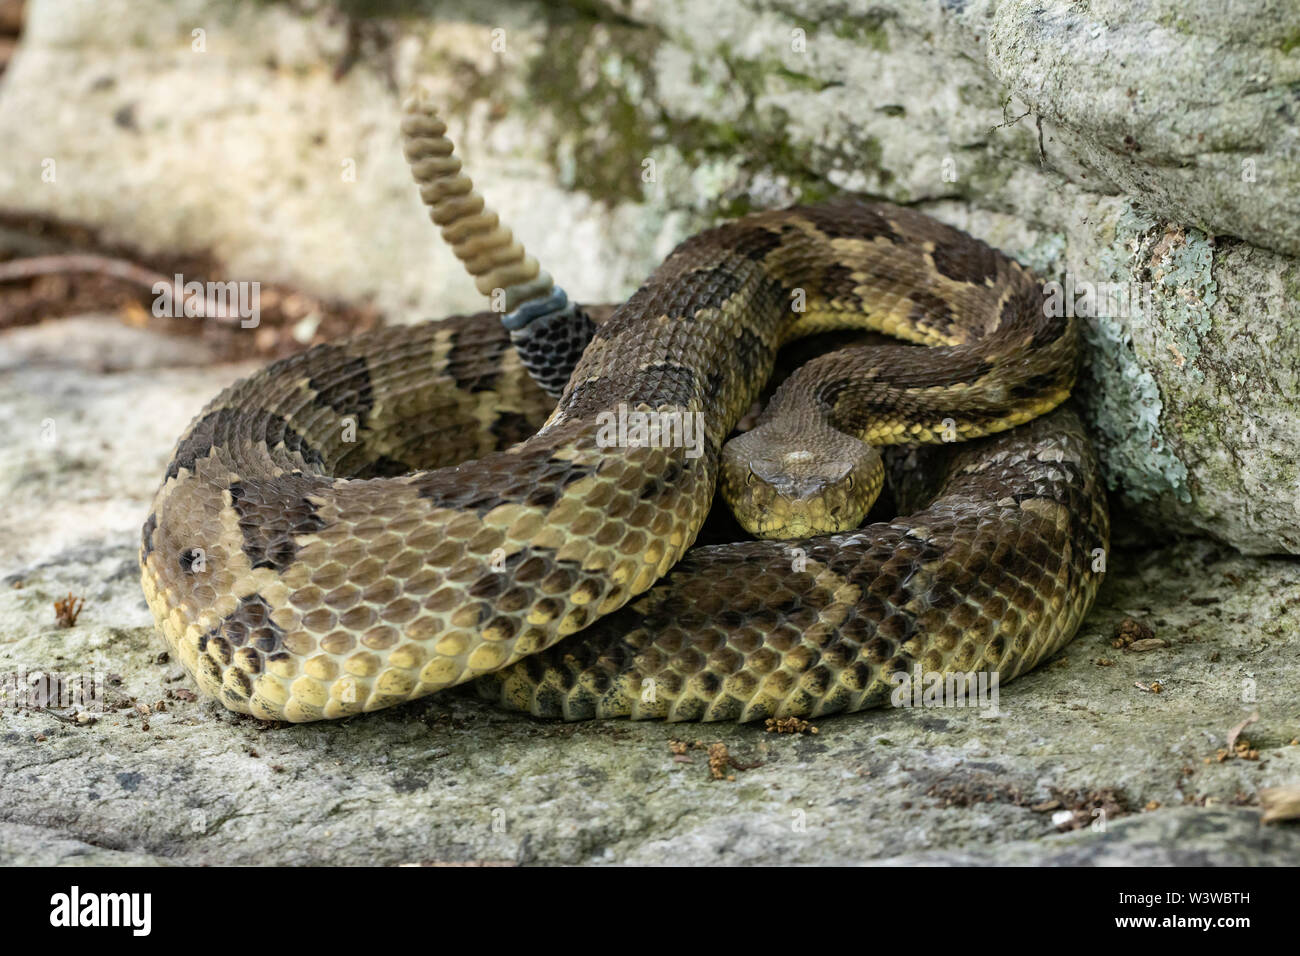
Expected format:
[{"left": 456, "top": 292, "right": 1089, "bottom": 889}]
[
  {"left": 1148, "top": 227, "right": 1218, "bottom": 380},
  {"left": 520, "top": 12, "right": 882, "bottom": 215},
  {"left": 1078, "top": 205, "right": 1194, "bottom": 504},
  {"left": 524, "top": 20, "right": 662, "bottom": 206},
  {"left": 828, "top": 8, "right": 893, "bottom": 51},
  {"left": 1013, "top": 231, "right": 1068, "bottom": 277}
]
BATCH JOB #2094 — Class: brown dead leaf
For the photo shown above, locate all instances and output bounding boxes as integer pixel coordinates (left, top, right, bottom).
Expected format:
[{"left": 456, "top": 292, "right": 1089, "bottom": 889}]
[
  {"left": 1226, "top": 711, "right": 1259, "bottom": 751},
  {"left": 1126, "top": 638, "right": 1169, "bottom": 653}
]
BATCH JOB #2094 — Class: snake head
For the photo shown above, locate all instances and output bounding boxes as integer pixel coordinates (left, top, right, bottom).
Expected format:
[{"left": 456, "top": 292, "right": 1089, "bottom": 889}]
[{"left": 720, "top": 420, "right": 884, "bottom": 539}]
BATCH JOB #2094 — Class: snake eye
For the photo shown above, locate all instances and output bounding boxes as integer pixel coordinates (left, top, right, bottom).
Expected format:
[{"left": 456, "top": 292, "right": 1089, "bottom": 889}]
[
  {"left": 746, "top": 471, "right": 757, "bottom": 487},
  {"left": 845, "top": 476, "right": 855, "bottom": 490}
]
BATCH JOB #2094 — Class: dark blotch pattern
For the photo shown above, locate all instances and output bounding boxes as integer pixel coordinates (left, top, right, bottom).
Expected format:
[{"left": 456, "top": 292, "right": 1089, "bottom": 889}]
[
  {"left": 819, "top": 262, "right": 861, "bottom": 302},
  {"left": 199, "top": 594, "right": 285, "bottom": 657},
  {"left": 260, "top": 413, "right": 325, "bottom": 471},
  {"left": 141, "top": 512, "right": 157, "bottom": 556},
  {"left": 800, "top": 202, "right": 901, "bottom": 243},
  {"left": 629, "top": 362, "right": 699, "bottom": 409},
  {"left": 726, "top": 221, "right": 786, "bottom": 263},
  {"left": 595, "top": 265, "right": 750, "bottom": 342},
  {"left": 168, "top": 407, "right": 324, "bottom": 480},
  {"left": 931, "top": 238, "right": 1000, "bottom": 286},
  {"left": 411, "top": 425, "right": 599, "bottom": 516},
  {"left": 489, "top": 411, "right": 536, "bottom": 450},
  {"left": 906, "top": 288, "right": 956, "bottom": 330},
  {"left": 1010, "top": 370, "right": 1067, "bottom": 400},
  {"left": 446, "top": 325, "right": 506, "bottom": 394},
  {"left": 304, "top": 346, "right": 375, "bottom": 426},
  {"left": 359, "top": 455, "right": 413, "bottom": 479},
  {"left": 732, "top": 327, "right": 776, "bottom": 394},
  {"left": 166, "top": 408, "right": 237, "bottom": 481},
  {"left": 228, "top": 474, "right": 328, "bottom": 572}
]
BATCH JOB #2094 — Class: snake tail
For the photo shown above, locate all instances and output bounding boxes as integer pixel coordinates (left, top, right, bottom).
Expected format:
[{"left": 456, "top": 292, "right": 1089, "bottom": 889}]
[{"left": 400, "top": 91, "right": 591, "bottom": 396}]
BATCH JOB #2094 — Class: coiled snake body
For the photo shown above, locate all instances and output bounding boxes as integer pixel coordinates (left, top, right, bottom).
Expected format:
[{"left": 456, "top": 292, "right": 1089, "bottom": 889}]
[{"left": 139, "top": 101, "right": 1108, "bottom": 723}]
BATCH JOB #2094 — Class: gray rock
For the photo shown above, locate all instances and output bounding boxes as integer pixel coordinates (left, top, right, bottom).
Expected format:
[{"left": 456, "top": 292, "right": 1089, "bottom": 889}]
[{"left": 988, "top": 0, "right": 1300, "bottom": 258}]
